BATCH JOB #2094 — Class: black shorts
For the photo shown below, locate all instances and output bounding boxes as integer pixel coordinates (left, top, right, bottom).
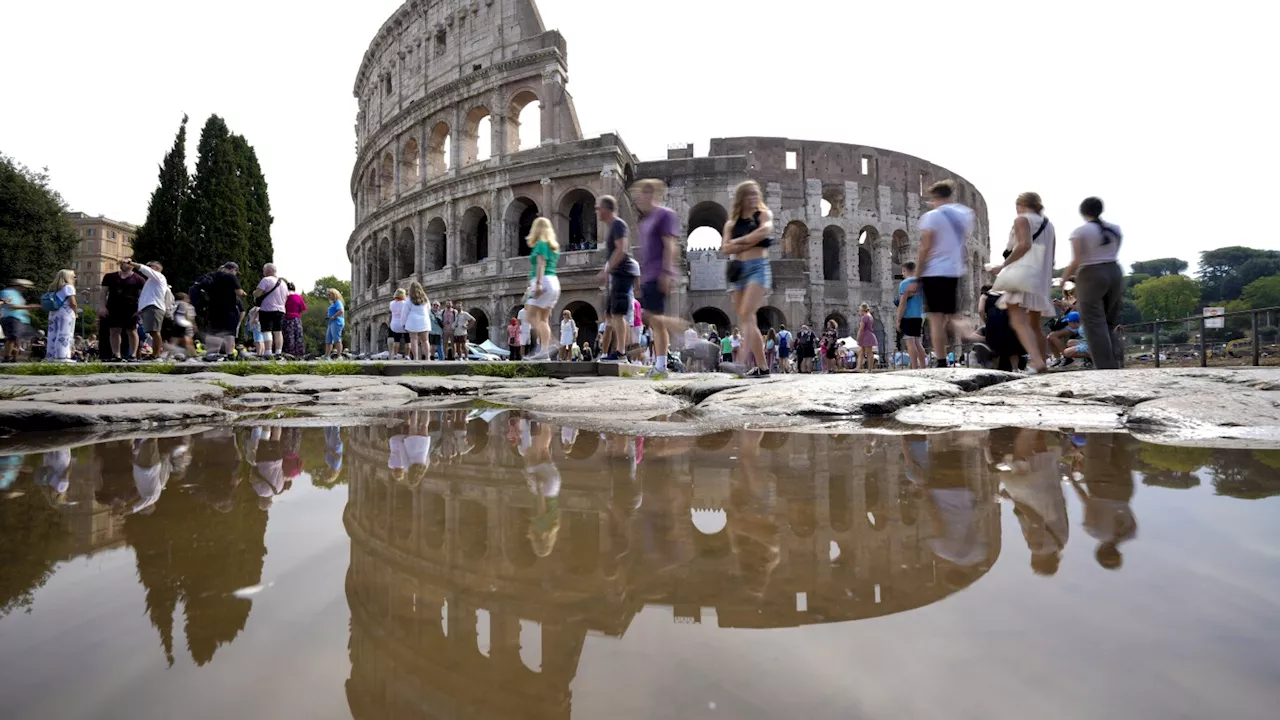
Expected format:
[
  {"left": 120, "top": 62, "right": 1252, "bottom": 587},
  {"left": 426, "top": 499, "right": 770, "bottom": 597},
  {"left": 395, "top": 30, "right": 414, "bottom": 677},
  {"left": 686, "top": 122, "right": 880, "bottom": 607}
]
[
  {"left": 259, "top": 310, "right": 284, "bottom": 333},
  {"left": 606, "top": 274, "right": 634, "bottom": 316},
  {"left": 388, "top": 331, "right": 409, "bottom": 342},
  {"left": 640, "top": 280, "right": 666, "bottom": 316},
  {"left": 210, "top": 308, "right": 240, "bottom": 335},
  {"left": 900, "top": 317, "right": 924, "bottom": 338},
  {"left": 921, "top": 276, "right": 959, "bottom": 316},
  {"left": 1, "top": 317, "right": 31, "bottom": 341},
  {"left": 103, "top": 307, "right": 137, "bottom": 329}
]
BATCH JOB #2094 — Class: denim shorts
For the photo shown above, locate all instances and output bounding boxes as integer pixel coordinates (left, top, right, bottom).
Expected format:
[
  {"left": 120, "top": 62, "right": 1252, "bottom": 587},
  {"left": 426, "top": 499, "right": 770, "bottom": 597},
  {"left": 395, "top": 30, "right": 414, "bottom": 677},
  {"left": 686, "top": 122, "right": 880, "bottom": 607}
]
[
  {"left": 731, "top": 258, "right": 772, "bottom": 294},
  {"left": 326, "top": 321, "right": 344, "bottom": 344}
]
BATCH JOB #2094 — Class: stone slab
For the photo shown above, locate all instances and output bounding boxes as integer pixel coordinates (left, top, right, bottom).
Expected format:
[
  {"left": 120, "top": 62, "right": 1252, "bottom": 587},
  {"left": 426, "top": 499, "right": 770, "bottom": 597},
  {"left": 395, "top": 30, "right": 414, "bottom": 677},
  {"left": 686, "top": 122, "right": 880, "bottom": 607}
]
[
  {"left": 894, "top": 395, "right": 1127, "bottom": 431},
  {"left": 0, "top": 401, "right": 233, "bottom": 433},
  {"left": 693, "top": 374, "right": 963, "bottom": 417},
  {"left": 17, "top": 382, "right": 225, "bottom": 406}
]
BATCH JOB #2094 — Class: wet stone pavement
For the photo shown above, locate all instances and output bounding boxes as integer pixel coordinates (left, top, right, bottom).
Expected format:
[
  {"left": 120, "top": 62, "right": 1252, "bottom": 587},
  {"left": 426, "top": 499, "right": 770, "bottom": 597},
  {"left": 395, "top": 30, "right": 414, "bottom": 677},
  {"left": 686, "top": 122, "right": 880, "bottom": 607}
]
[{"left": 1, "top": 412, "right": 1279, "bottom": 720}]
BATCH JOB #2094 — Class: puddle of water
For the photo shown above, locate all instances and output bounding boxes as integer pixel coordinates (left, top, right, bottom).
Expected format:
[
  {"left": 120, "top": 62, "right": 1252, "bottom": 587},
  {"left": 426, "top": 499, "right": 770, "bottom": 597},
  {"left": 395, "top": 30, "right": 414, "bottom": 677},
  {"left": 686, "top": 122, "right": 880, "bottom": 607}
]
[{"left": 1, "top": 412, "right": 1279, "bottom": 719}]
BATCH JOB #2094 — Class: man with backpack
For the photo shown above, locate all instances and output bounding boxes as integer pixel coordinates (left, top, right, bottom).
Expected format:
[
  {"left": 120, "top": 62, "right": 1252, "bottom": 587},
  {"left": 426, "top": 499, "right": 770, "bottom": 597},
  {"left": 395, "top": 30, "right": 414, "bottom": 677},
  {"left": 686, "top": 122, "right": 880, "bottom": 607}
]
[
  {"left": 776, "top": 324, "right": 793, "bottom": 373},
  {"left": 916, "top": 180, "right": 976, "bottom": 368},
  {"left": 197, "top": 262, "right": 247, "bottom": 355},
  {"left": 796, "top": 324, "right": 817, "bottom": 373}
]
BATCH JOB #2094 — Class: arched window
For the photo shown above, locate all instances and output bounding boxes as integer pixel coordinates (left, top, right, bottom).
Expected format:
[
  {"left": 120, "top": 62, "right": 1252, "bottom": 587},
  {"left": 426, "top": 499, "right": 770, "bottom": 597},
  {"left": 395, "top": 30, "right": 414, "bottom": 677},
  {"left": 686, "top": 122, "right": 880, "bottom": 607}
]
[
  {"left": 782, "top": 221, "right": 808, "bottom": 260},
  {"left": 822, "top": 226, "right": 845, "bottom": 281},
  {"left": 507, "top": 90, "right": 541, "bottom": 153},
  {"left": 400, "top": 137, "right": 420, "bottom": 187},
  {"left": 396, "top": 227, "right": 415, "bottom": 280},
  {"left": 379, "top": 153, "right": 394, "bottom": 205},
  {"left": 460, "top": 207, "right": 489, "bottom": 264},
  {"left": 427, "top": 121, "right": 451, "bottom": 177},
  {"left": 463, "top": 106, "right": 491, "bottom": 165},
  {"left": 425, "top": 217, "right": 447, "bottom": 271},
  {"left": 505, "top": 197, "right": 539, "bottom": 257}
]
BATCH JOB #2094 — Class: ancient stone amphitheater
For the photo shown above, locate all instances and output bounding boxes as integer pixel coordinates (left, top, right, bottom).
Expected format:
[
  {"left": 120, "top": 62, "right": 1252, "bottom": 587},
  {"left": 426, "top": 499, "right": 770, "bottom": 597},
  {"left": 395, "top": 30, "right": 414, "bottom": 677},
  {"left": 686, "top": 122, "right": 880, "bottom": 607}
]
[{"left": 346, "top": 0, "right": 990, "bottom": 354}]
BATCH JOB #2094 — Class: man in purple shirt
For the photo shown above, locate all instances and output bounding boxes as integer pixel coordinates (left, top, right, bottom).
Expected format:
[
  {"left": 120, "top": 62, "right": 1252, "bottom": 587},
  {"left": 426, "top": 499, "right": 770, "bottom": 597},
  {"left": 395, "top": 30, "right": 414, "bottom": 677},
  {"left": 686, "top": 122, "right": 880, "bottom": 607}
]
[{"left": 635, "top": 179, "right": 681, "bottom": 376}]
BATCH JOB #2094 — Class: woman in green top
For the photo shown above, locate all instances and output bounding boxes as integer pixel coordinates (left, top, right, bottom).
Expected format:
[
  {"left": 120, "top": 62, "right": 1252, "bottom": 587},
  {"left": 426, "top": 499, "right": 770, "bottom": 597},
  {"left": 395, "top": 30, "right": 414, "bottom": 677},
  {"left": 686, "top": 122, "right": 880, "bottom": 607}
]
[{"left": 525, "top": 216, "right": 561, "bottom": 360}]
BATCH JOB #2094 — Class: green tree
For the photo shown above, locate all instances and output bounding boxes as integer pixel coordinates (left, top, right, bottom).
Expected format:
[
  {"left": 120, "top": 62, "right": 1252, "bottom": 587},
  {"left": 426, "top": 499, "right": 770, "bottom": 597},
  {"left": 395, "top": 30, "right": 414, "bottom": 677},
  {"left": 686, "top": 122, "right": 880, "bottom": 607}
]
[
  {"left": 1198, "top": 246, "right": 1280, "bottom": 304},
  {"left": 1124, "top": 273, "right": 1152, "bottom": 294},
  {"left": 1133, "top": 274, "right": 1201, "bottom": 321},
  {"left": 1119, "top": 298, "right": 1143, "bottom": 325},
  {"left": 134, "top": 115, "right": 190, "bottom": 274},
  {"left": 231, "top": 134, "right": 273, "bottom": 281},
  {"left": 1238, "top": 275, "right": 1280, "bottom": 309},
  {"left": 0, "top": 152, "right": 79, "bottom": 286},
  {"left": 1129, "top": 258, "right": 1188, "bottom": 277}
]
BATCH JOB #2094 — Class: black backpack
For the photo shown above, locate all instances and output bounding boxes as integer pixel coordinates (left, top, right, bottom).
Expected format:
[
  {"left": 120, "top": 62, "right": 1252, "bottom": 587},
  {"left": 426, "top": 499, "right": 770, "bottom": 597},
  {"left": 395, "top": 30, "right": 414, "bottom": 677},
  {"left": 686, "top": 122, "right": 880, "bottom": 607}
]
[{"left": 189, "top": 273, "right": 214, "bottom": 315}]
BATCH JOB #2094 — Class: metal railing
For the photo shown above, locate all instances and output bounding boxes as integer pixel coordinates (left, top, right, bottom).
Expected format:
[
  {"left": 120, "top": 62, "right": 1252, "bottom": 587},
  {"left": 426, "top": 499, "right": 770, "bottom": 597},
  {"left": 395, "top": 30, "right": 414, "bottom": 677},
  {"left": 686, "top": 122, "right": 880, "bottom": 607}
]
[{"left": 1119, "top": 306, "right": 1279, "bottom": 368}]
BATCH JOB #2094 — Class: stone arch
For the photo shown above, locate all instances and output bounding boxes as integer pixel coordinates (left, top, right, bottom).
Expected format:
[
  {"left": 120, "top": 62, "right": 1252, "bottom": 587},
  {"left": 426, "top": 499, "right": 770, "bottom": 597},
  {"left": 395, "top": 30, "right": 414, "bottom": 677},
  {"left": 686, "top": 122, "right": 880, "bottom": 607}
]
[
  {"left": 377, "top": 237, "right": 391, "bottom": 285},
  {"left": 892, "top": 230, "right": 910, "bottom": 279},
  {"left": 363, "top": 241, "right": 375, "bottom": 288},
  {"left": 821, "top": 185, "right": 844, "bottom": 217},
  {"left": 623, "top": 163, "right": 635, "bottom": 187},
  {"left": 379, "top": 152, "right": 394, "bottom": 205},
  {"left": 822, "top": 226, "right": 845, "bottom": 281},
  {"left": 467, "top": 307, "right": 490, "bottom": 344},
  {"left": 427, "top": 121, "right": 451, "bottom": 177},
  {"left": 424, "top": 217, "right": 446, "bottom": 271},
  {"left": 462, "top": 106, "right": 492, "bottom": 166},
  {"left": 756, "top": 306, "right": 785, "bottom": 332},
  {"left": 782, "top": 221, "right": 808, "bottom": 260},
  {"left": 507, "top": 89, "right": 541, "bottom": 153},
  {"left": 460, "top": 206, "right": 489, "bottom": 264},
  {"left": 458, "top": 500, "right": 487, "bottom": 560},
  {"left": 396, "top": 227, "right": 415, "bottom": 281},
  {"left": 857, "top": 226, "right": 878, "bottom": 283},
  {"left": 378, "top": 322, "right": 391, "bottom": 346},
  {"left": 563, "top": 300, "right": 599, "bottom": 347},
  {"left": 824, "top": 312, "right": 849, "bottom": 337},
  {"left": 557, "top": 188, "right": 598, "bottom": 251},
  {"left": 687, "top": 201, "right": 729, "bottom": 233},
  {"left": 401, "top": 137, "right": 421, "bottom": 187},
  {"left": 505, "top": 196, "right": 540, "bottom": 257},
  {"left": 692, "top": 307, "right": 731, "bottom": 336}
]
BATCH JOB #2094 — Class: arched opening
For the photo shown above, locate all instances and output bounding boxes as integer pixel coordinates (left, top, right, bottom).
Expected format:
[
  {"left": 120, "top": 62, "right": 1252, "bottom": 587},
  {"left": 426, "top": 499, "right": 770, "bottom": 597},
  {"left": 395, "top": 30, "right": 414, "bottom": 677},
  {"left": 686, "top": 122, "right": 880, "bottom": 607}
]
[
  {"left": 463, "top": 106, "right": 491, "bottom": 166},
  {"left": 560, "top": 189, "right": 598, "bottom": 251},
  {"left": 505, "top": 197, "right": 540, "bottom": 257},
  {"left": 821, "top": 185, "right": 843, "bottom": 217},
  {"left": 564, "top": 301, "right": 599, "bottom": 348},
  {"left": 566, "top": 429, "right": 599, "bottom": 460},
  {"left": 782, "top": 221, "right": 808, "bottom": 259},
  {"left": 756, "top": 306, "right": 785, "bottom": 332},
  {"left": 459, "top": 500, "right": 488, "bottom": 560},
  {"left": 687, "top": 227, "right": 721, "bottom": 252},
  {"left": 363, "top": 244, "right": 375, "bottom": 288},
  {"left": 692, "top": 307, "right": 731, "bottom": 336},
  {"left": 508, "top": 90, "right": 541, "bottom": 152},
  {"left": 892, "top": 230, "right": 910, "bottom": 279},
  {"left": 365, "top": 168, "right": 378, "bottom": 213},
  {"left": 857, "top": 227, "right": 878, "bottom": 283},
  {"left": 687, "top": 201, "right": 728, "bottom": 235},
  {"left": 378, "top": 322, "right": 391, "bottom": 347},
  {"left": 460, "top": 206, "right": 489, "bottom": 264},
  {"left": 377, "top": 238, "right": 391, "bottom": 285},
  {"left": 401, "top": 138, "right": 421, "bottom": 187},
  {"left": 825, "top": 312, "right": 849, "bottom": 337},
  {"left": 427, "top": 122, "right": 451, "bottom": 177},
  {"left": 467, "top": 307, "right": 490, "bottom": 344},
  {"left": 788, "top": 501, "right": 816, "bottom": 539},
  {"left": 425, "top": 217, "right": 447, "bottom": 271},
  {"left": 829, "top": 473, "right": 851, "bottom": 533},
  {"left": 396, "top": 227, "right": 415, "bottom": 280},
  {"left": 822, "top": 226, "right": 845, "bottom": 281},
  {"left": 379, "top": 153, "right": 394, "bottom": 205}
]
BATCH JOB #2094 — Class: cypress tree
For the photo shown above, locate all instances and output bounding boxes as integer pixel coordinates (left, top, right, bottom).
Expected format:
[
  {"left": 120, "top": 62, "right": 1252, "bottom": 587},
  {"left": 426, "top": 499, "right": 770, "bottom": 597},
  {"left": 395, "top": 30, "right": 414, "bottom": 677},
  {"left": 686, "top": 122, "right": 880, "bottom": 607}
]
[
  {"left": 134, "top": 115, "right": 190, "bottom": 281},
  {"left": 183, "top": 115, "right": 248, "bottom": 290},
  {"left": 232, "top": 134, "right": 274, "bottom": 285}
]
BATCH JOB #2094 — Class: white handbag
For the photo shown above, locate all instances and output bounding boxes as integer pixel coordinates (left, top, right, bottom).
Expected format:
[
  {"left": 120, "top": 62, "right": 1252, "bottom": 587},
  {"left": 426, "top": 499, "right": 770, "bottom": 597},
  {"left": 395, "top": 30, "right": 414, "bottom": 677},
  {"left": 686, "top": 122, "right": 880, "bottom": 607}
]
[{"left": 993, "top": 218, "right": 1050, "bottom": 294}]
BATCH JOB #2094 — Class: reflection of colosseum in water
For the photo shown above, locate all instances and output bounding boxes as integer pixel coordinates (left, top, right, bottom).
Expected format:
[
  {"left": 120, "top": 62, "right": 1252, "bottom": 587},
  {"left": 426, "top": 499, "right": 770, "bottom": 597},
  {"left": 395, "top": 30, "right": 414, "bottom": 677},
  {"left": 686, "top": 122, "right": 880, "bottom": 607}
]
[
  {"left": 346, "top": 0, "right": 991, "bottom": 352},
  {"left": 342, "top": 417, "right": 1001, "bottom": 718}
]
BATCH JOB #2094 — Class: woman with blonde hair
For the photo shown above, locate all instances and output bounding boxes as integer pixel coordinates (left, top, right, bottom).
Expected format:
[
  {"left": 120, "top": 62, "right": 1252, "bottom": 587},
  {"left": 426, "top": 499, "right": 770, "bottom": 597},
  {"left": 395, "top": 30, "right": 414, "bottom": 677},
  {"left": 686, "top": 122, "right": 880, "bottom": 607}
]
[
  {"left": 990, "top": 192, "right": 1056, "bottom": 373},
  {"left": 388, "top": 288, "right": 409, "bottom": 359},
  {"left": 44, "top": 269, "right": 79, "bottom": 361},
  {"left": 721, "top": 180, "right": 774, "bottom": 377},
  {"left": 856, "top": 303, "right": 877, "bottom": 372},
  {"left": 559, "top": 309, "right": 577, "bottom": 361},
  {"left": 404, "top": 282, "right": 432, "bottom": 361},
  {"left": 524, "top": 216, "right": 561, "bottom": 360},
  {"left": 524, "top": 420, "right": 562, "bottom": 558},
  {"left": 325, "top": 288, "right": 345, "bottom": 359}
]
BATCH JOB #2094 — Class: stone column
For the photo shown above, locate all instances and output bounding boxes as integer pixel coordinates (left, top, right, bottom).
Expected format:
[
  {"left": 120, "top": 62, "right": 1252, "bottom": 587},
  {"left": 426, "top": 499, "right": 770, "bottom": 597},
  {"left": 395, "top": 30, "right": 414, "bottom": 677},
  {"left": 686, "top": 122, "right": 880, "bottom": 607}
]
[
  {"left": 809, "top": 227, "right": 824, "bottom": 327},
  {"left": 445, "top": 200, "right": 460, "bottom": 269},
  {"left": 393, "top": 141, "right": 402, "bottom": 201},
  {"left": 416, "top": 212, "right": 426, "bottom": 280},
  {"left": 450, "top": 105, "right": 463, "bottom": 177},
  {"left": 419, "top": 119, "right": 429, "bottom": 191},
  {"left": 540, "top": 67, "right": 559, "bottom": 145}
]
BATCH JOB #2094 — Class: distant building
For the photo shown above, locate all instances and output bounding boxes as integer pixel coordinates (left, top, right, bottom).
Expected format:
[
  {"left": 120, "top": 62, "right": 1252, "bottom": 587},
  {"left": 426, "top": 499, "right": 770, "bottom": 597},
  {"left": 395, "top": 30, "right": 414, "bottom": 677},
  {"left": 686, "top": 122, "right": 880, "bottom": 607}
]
[{"left": 65, "top": 211, "right": 138, "bottom": 307}]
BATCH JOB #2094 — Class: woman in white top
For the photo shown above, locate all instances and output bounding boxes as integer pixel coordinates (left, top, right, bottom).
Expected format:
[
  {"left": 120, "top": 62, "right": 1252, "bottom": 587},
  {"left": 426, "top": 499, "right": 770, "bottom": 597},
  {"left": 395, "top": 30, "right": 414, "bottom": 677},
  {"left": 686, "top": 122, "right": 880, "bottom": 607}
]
[
  {"left": 388, "top": 288, "right": 408, "bottom": 359},
  {"left": 45, "top": 269, "right": 78, "bottom": 361},
  {"left": 1061, "top": 196, "right": 1125, "bottom": 369},
  {"left": 559, "top": 310, "right": 577, "bottom": 360},
  {"left": 403, "top": 282, "right": 432, "bottom": 361},
  {"left": 990, "top": 192, "right": 1055, "bottom": 373}
]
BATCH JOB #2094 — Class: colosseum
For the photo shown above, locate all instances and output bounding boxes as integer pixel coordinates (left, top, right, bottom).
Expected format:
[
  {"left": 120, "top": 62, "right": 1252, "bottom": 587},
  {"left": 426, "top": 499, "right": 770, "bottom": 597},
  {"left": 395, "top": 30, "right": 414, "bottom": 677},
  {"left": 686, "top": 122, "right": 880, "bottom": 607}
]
[{"left": 346, "top": 0, "right": 991, "bottom": 356}]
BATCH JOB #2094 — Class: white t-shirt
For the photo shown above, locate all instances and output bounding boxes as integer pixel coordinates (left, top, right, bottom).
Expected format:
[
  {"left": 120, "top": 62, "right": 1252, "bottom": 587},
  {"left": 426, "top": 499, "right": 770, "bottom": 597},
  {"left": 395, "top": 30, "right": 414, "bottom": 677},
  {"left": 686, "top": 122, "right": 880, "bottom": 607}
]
[
  {"left": 389, "top": 299, "right": 408, "bottom": 333},
  {"left": 134, "top": 264, "right": 171, "bottom": 312},
  {"left": 1069, "top": 221, "right": 1123, "bottom": 268},
  {"left": 918, "top": 203, "right": 975, "bottom": 278},
  {"left": 683, "top": 327, "right": 698, "bottom": 348},
  {"left": 518, "top": 308, "right": 531, "bottom": 345},
  {"left": 388, "top": 435, "right": 407, "bottom": 470},
  {"left": 131, "top": 460, "right": 169, "bottom": 514},
  {"left": 560, "top": 319, "right": 576, "bottom": 346},
  {"left": 255, "top": 276, "right": 288, "bottom": 313},
  {"left": 404, "top": 435, "right": 431, "bottom": 467}
]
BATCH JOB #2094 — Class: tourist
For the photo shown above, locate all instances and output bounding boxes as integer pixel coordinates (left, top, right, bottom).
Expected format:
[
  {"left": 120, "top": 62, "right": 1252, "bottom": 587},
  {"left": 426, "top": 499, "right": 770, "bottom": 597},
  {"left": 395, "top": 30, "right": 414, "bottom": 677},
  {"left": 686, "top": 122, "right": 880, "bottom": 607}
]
[
  {"left": 506, "top": 317, "right": 522, "bottom": 360},
  {"left": 172, "top": 292, "right": 197, "bottom": 359},
  {"left": 430, "top": 301, "right": 444, "bottom": 360},
  {"left": 978, "top": 284, "right": 1025, "bottom": 372},
  {"left": 202, "top": 262, "right": 247, "bottom": 356},
  {"left": 1, "top": 279, "right": 35, "bottom": 362},
  {"left": 318, "top": 426, "right": 344, "bottom": 487},
  {"left": 283, "top": 283, "right": 307, "bottom": 357},
  {"left": 517, "top": 304, "right": 531, "bottom": 360},
  {"left": 916, "top": 180, "right": 976, "bottom": 368},
  {"left": 524, "top": 216, "right": 561, "bottom": 361},
  {"left": 856, "top": 303, "right": 877, "bottom": 372},
  {"left": 559, "top": 309, "right": 578, "bottom": 360},
  {"left": 796, "top": 323, "right": 817, "bottom": 373},
  {"left": 777, "top": 324, "right": 793, "bottom": 373},
  {"left": 388, "top": 288, "right": 409, "bottom": 359},
  {"left": 247, "top": 307, "right": 265, "bottom": 355},
  {"left": 441, "top": 301, "right": 456, "bottom": 359},
  {"left": 896, "top": 261, "right": 926, "bottom": 369},
  {"left": 523, "top": 420, "right": 562, "bottom": 558},
  {"left": 822, "top": 319, "right": 840, "bottom": 373},
  {"left": 44, "top": 269, "right": 79, "bottom": 362},
  {"left": 1048, "top": 310, "right": 1084, "bottom": 366},
  {"left": 404, "top": 282, "right": 432, "bottom": 361},
  {"left": 721, "top": 180, "right": 775, "bottom": 377},
  {"left": 596, "top": 195, "right": 637, "bottom": 361},
  {"left": 1061, "top": 196, "right": 1125, "bottom": 370},
  {"left": 388, "top": 428, "right": 407, "bottom": 484},
  {"left": 765, "top": 328, "right": 777, "bottom": 372},
  {"left": 1070, "top": 434, "right": 1137, "bottom": 570},
  {"left": 629, "top": 296, "right": 644, "bottom": 363},
  {"left": 580, "top": 341, "right": 594, "bottom": 362},
  {"left": 253, "top": 263, "right": 289, "bottom": 358},
  {"left": 998, "top": 428, "right": 1069, "bottom": 576},
  {"left": 730, "top": 327, "right": 743, "bottom": 364},
  {"left": 452, "top": 306, "right": 475, "bottom": 360},
  {"left": 100, "top": 258, "right": 145, "bottom": 361},
  {"left": 129, "top": 261, "right": 172, "bottom": 361},
  {"left": 325, "top": 288, "right": 345, "bottom": 358},
  {"left": 634, "top": 179, "right": 681, "bottom": 377},
  {"left": 720, "top": 332, "right": 733, "bottom": 363},
  {"left": 990, "top": 192, "right": 1056, "bottom": 373},
  {"left": 404, "top": 411, "right": 431, "bottom": 487}
]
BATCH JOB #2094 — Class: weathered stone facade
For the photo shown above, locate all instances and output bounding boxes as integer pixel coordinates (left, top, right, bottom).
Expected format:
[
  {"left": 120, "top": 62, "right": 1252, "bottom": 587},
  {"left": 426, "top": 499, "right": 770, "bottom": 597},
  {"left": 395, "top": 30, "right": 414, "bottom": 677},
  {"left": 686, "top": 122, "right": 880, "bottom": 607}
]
[{"left": 347, "top": 0, "right": 989, "bottom": 354}]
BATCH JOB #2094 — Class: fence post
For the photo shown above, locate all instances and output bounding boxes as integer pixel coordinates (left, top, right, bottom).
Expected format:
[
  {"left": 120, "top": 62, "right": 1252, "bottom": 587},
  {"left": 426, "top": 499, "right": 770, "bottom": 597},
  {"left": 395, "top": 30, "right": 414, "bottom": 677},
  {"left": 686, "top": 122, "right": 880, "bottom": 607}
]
[
  {"left": 1253, "top": 310, "right": 1261, "bottom": 367},
  {"left": 1153, "top": 323, "right": 1161, "bottom": 369},
  {"left": 1200, "top": 316, "right": 1208, "bottom": 367}
]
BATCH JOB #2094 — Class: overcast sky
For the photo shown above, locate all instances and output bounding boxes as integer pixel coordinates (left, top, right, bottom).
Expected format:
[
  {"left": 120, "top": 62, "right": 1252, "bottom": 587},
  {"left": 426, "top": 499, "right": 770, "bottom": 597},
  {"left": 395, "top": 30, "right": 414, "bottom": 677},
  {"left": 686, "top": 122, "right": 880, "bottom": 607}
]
[{"left": 3, "top": 0, "right": 1275, "bottom": 288}]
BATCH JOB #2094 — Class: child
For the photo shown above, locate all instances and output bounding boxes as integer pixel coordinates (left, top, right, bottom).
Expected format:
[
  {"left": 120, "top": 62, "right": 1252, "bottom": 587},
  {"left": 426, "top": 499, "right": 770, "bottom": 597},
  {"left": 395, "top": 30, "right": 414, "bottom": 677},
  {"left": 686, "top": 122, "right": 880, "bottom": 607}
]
[
  {"left": 172, "top": 292, "right": 197, "bottom": 359},
  {"left": 247, "top": 306, "right": 265, "bottom": 356}
]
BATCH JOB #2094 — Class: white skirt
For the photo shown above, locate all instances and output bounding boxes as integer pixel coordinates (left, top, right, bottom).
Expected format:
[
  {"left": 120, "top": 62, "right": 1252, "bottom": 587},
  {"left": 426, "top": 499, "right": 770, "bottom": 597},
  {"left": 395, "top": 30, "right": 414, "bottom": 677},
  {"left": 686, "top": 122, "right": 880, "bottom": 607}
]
[
  {"left": 996, "top": 290, "right": 1054, "bottom": 314},
  {"left": 527, "top": 275, "right": 561, "bottom": 309}
]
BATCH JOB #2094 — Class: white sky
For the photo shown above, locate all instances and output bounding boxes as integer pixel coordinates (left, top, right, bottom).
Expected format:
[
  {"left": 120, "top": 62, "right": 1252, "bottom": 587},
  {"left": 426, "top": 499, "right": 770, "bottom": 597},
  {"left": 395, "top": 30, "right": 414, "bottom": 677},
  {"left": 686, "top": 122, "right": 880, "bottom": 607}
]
[{"left": 3, "top": 0, "right": 1276, "bottom": 288}]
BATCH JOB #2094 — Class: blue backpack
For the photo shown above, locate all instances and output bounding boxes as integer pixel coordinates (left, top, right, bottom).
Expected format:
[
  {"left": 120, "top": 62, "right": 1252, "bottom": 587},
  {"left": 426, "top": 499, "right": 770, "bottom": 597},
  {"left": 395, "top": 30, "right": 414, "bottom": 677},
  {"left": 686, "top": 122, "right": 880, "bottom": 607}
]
[{"left": 40, "top": 291, "right": 66, "bottom": 312}]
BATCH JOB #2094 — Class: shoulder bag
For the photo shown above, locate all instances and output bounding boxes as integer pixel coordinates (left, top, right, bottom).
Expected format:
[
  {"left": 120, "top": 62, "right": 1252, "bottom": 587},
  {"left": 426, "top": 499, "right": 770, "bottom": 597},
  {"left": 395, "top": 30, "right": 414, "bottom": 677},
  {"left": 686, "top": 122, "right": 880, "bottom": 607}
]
[{"left": 991, "top": 217, "right": 1050, "bottom": 295}]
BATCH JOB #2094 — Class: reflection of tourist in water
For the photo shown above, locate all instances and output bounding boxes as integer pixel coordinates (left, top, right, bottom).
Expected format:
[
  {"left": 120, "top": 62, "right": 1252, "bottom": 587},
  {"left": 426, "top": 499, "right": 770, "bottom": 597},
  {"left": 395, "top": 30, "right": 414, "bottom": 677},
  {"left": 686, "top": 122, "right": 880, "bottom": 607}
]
[
  {"left": 36, "top": 449, "right": 72, "bottom": 506},
  {"left": 995, "top": 428, "right": 1068, "bottom": 576},
  {"left": 729, "top": 430, "right": 781, "bottom": 598},
  {"left": 130, "top": 438, "right": 171, "bottom": 515},
  {"left": 193, "top": 428, "right": 244, "bottom": 512},
  {"left": 404, "top": 411, "right": 432, "bottom": 487},
  {"left": 243, "top": 427, "right": 291, "bottom": 509},
  {"left": 317, "top": 426, "right": 344, "bottom": 488},
  {"left": 907, "top": 432, "right": 995, "bottom": 575},
  {"left": 1070, "top": 434, "right": 1137, "bottom": 570},
  {"left": 523, "top": 419, "right": 561, "bottom": 558}
]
